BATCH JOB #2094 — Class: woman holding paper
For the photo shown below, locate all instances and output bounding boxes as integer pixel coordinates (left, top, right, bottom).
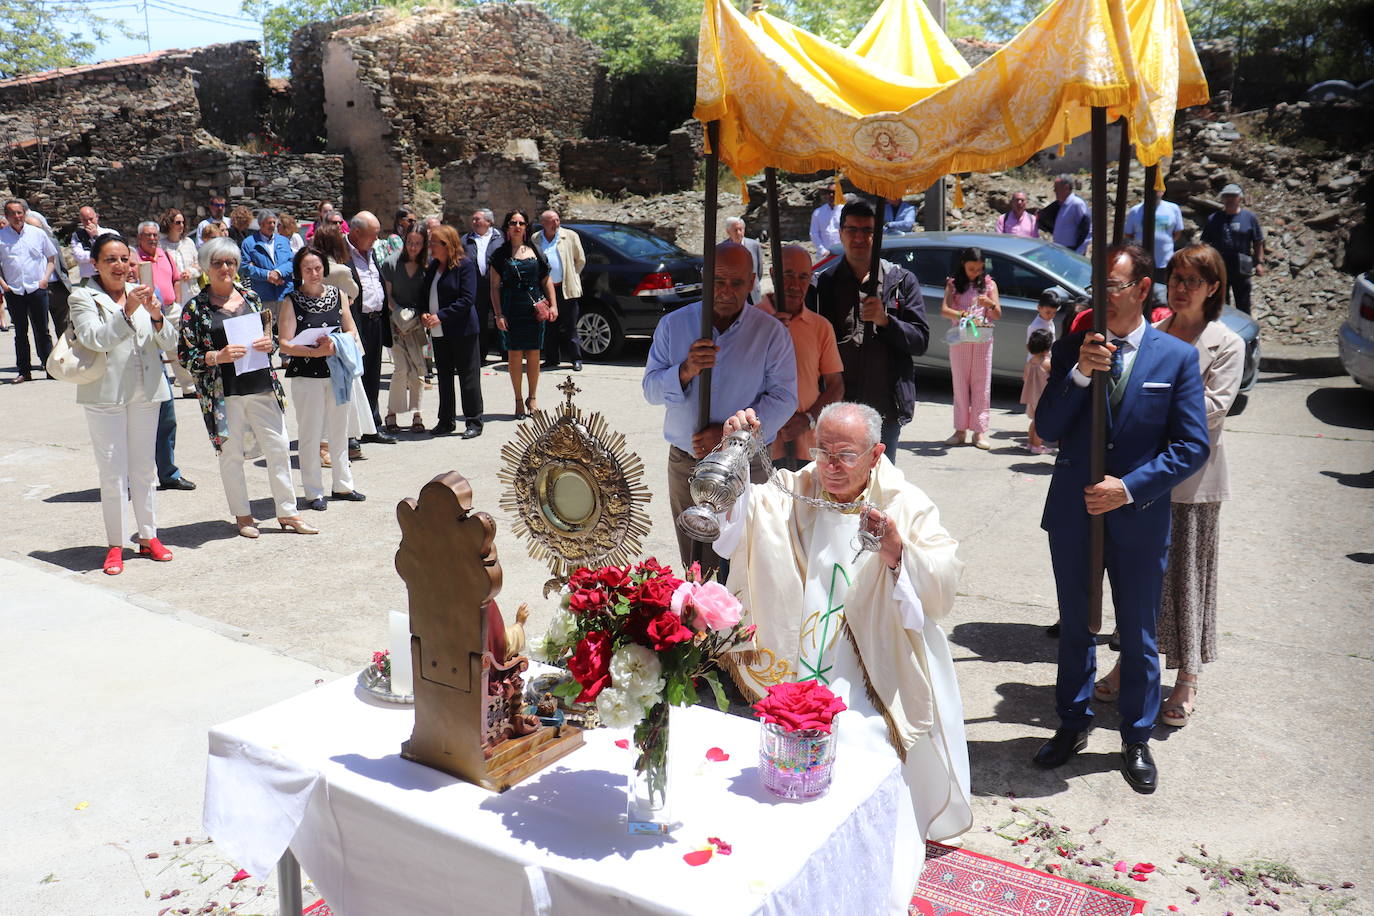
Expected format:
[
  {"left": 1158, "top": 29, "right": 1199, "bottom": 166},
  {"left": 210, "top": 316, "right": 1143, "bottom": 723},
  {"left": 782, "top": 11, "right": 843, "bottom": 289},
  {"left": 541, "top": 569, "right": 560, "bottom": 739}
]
[
  {"left": 177, "top": 237, "right": 316, "bottom": 538},
  {"left": 69, "top": 234, "right": 181, "bottom": 575},
  {"left": 279, "top": 245, "right": 364, "bottom": 511}
]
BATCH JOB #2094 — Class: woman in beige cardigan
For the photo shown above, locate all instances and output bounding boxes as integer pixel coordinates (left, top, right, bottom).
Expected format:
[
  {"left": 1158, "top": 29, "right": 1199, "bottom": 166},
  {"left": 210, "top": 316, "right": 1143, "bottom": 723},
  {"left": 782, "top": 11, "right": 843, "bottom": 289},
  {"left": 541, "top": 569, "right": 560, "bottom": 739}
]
[
  {"left": 1095, "top": 243, "right": 1243, "bottom": 726},
  {"left": 69, "top": 234, "right": 181, "bottom": 575}
]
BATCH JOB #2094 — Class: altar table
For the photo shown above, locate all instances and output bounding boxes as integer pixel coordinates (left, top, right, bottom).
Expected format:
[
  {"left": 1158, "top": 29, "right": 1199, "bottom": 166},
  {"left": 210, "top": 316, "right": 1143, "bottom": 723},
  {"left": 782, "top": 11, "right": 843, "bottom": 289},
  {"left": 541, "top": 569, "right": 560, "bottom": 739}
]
[{"left": 205, "top": 674, "right": 906, "bottom": 916}]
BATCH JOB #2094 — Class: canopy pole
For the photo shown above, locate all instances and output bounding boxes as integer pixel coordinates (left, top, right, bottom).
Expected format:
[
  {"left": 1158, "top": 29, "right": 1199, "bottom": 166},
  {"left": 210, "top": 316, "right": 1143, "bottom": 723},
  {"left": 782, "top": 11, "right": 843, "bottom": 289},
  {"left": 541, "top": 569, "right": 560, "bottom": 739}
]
[
  {"left": 698, "top": 121, "right": 721, "bottom": 434},
  {"left": 1088, "top": 106, "right": 1109, "bottom": 636},
  {"left": 1142, "top": 164, "right": 1159, "bottom": 319},
  {"left": 1112, "top": 119, "right": 1131, "bottom": 246},
  {"left": 867, "top": 193, "right": 885, "bottom": 298},
  {"left": 765, "top": 168, "right": 784, "bottom": 307}
]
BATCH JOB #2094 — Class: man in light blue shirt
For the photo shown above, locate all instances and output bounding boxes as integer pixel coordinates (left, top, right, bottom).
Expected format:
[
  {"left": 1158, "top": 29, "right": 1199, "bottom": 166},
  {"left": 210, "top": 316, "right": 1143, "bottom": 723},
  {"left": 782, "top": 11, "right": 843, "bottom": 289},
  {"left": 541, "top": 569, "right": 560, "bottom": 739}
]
[
  {"left": 1125, "top": 190, "right": 1185, "bottom": 304},
  {"left": 643, "top": 241, "right": 797, "bottom": 570},
  {"left": 881, "top": 198, "right": 917, "bottom": 233}
]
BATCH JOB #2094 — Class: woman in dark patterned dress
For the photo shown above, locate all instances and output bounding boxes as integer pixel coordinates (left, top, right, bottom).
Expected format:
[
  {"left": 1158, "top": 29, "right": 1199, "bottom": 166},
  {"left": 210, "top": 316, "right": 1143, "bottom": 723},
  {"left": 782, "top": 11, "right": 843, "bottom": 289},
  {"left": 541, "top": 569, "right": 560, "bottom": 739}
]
[{"left": 489, "top": 209, "right": 557, "bottom": 418}]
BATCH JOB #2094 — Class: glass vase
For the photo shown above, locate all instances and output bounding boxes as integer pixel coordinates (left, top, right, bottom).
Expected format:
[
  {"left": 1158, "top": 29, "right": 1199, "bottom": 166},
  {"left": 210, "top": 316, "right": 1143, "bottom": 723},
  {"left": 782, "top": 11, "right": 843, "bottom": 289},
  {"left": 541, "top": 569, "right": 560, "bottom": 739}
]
[
  {"left": 758, "top": 720, "right": 837, "bottom": 800},
  {"left": 626, "top": 701, "right": 675, "bottom": 834}
]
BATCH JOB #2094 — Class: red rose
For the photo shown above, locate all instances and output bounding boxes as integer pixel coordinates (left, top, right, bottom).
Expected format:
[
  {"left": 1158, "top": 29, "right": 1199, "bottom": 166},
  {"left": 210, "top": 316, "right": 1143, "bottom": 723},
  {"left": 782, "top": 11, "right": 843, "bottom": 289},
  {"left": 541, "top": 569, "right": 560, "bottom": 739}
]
[
  {"left": 633, "top": 574, "right": 682, "bottom": 611},
  {"left": 568, "top": 631, "right": 612, "bottom": 702},
  {"left": 594, "top": 565, "right": 631, "bottom": 591},
  {"left": 635, "top": 558, "right": 669, "bottom": 577},
  {"left": 568, "top": 567, "right": 598, "bottom": 590},
  {"left": 568, "top": 588, "right": 608, "bottom": 615},
  {"left": 640, "top": 610, "right": 693, "bottom": 651},
  {"left": 752, "top": 680, "right": 847, "bottom": 733}
]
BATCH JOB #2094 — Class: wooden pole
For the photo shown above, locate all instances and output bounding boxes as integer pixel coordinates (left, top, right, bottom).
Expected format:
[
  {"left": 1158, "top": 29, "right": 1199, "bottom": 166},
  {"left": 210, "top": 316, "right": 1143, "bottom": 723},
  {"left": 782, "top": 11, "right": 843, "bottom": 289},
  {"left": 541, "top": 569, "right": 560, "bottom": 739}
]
[
  {"left": 765, "top": 167, "right": 784, "bottom": 306},
  {"left": 1112, "top": 119, "right": 1131, "bottom": 246},
  {"left": 698, "top": 121, "right": 721, "bottom": 434},
  {"left": 1088, "top": 106, "right": 1109, "bottom": 635},
  {"left": 1142, "top": 163, "right": 1159, "bottom": 319},
  {"left": 867, "top": 193, "right": 885, "bottom": 297}
]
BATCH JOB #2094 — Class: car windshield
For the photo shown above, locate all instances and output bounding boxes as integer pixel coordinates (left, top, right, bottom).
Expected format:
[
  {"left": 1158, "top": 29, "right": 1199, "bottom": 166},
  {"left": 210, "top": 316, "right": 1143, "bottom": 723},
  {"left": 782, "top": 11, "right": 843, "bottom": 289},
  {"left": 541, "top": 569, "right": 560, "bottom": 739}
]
[
  {"left": 580, "top": 224, "right": 687, "bottom": 260},
  {"left": 1023, "top": 244, "right": 1092, "bottom": 291}
]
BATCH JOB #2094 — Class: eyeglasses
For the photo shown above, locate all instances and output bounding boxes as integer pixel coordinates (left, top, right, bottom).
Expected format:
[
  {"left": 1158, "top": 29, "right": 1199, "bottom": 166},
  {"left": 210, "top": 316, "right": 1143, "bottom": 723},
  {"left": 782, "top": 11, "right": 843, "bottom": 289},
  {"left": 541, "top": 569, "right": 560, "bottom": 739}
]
[
  {"left": 809, "top": 447, "right": 870, "bottom": 467},
  {"left": 840, "top": 226, "right": 875, "bottom": 238},
  {"left": 210, "top": 202, "right": 225, "bottom": 208},
  {"left": 1167, "top": 274, "right": 1209, "bottom": 290},
  {"left": 508, "top": 220, "right": 527, "bottom": 226},
  {"left": 172, "top": 218, "right": 185, "bottom": 224},
  {"left": 1085, "top": 279, "right": 1141, "bottom": 295},
  {"left": 210, "top": 258, "right": 237, "bottom": 268}
]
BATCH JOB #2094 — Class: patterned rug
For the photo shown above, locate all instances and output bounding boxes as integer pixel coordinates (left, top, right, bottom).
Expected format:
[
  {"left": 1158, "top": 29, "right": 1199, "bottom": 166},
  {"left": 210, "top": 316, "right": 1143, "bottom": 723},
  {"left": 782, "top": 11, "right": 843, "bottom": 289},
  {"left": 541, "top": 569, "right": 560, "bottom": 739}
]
[{"left": 912, "top": 842, "right": 1147, "bottom": 916}]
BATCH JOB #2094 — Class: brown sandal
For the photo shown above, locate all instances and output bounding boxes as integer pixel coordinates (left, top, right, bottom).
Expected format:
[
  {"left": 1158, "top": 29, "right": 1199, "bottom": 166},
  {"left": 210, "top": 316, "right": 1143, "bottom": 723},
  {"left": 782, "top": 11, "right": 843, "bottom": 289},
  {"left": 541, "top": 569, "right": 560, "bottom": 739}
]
[
  {"left": 384, "top": 415, "right": 400, "bottom": 434},
  {"left": 410, "top": 414, "right": 425, "bottom": 433},
  {"left": 1160, "top": 678, "right": 1198, "bottom": 727}
]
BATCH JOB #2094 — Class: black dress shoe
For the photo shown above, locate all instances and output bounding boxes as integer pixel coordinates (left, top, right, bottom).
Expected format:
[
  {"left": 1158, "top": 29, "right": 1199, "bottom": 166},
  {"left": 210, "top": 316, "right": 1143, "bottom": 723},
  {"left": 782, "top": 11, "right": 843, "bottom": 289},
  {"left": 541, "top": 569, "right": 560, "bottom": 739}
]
[
  {"left": 1032, "top": 728, "right": 1090, "bottom": 768},
  {"left": 158, "top": 477, "right": 197, "bottom": 491},
  {"left": 541, "top": 361, "right": 559, "bottom": 370},
  {"left": 330, "top": 490, "right": 367, "bottom": 502},
  {"left": 1122, "top": 741, "right": 1157, "bottom": 793},
  {"left": 572, "top": 361, "right": 583, "bottom": 371},
  {"left": 303, "top": 497, "right": 327, "bottom": 512},
  {"left": 429, "top": 421, "right": 456, "bottom": 436},
  {"left": 361, "top": 431, "right": 397, "bottom": 445},
  {"left": 461, "top": 423, "right": 483, "bottom": 439},
  {"left": 1046, "top": 621, "right": 1061, "bottom": 638}
]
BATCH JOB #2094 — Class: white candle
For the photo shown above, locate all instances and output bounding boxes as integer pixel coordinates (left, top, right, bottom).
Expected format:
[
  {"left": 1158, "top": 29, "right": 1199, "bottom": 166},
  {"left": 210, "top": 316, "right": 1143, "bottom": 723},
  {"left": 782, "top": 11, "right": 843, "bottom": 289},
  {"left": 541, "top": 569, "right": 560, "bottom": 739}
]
[{"left": 389, "top": 609, "right": 414, "bottom": 696}]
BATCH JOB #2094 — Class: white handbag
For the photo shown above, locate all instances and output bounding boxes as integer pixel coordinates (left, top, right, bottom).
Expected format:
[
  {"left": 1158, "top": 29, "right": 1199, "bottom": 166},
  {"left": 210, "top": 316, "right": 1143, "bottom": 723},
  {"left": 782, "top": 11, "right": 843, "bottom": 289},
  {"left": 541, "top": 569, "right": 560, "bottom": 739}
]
[{"left": 46, "top": 315, "right": 107, "bottom": 384}]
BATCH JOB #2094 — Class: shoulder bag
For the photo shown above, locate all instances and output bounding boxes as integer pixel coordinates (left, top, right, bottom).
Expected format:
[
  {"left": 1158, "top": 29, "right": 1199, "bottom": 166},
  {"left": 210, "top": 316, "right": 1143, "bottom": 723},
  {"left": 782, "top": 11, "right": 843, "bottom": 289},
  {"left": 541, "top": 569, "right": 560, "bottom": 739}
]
[{"left": 46, "top": 295, "right": 108, "bottom": 384}]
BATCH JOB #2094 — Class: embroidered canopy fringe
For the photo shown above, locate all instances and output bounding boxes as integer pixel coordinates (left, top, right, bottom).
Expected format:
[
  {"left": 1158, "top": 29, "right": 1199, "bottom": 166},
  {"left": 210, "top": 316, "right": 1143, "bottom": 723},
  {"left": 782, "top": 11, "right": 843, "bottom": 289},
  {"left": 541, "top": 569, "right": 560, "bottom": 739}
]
[{"left": 693, "top": 0, "right": 1208, "bottom": 199}]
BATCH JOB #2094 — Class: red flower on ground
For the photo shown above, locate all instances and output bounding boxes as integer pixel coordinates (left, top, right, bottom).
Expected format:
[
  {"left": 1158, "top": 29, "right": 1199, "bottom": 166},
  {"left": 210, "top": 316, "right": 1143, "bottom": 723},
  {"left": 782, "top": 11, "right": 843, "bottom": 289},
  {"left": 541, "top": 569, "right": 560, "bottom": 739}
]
[{"left": 568, "top": 631, "right": 612, "bottom": 702}]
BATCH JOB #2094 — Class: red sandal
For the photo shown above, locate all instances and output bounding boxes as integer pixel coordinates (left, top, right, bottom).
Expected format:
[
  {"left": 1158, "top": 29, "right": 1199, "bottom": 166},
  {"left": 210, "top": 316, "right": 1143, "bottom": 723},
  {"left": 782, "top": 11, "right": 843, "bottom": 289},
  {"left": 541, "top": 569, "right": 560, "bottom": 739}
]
[
  {"left": 103, "top": 547, "right": 124, "bottom": 576},
  {"left": 137, "top": 537, "right": 174, "bottom": 562}
]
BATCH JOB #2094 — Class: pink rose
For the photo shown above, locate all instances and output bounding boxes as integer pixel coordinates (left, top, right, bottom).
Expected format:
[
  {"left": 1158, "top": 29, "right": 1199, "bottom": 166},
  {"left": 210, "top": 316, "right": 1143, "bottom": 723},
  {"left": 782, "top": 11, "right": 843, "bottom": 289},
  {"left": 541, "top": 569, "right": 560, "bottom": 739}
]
[
  {"left": 670, "top": 581, "right": 696, "bottom": 617},
  {"left": 688, "top": 581, "right": 742, "bottom": 632}
]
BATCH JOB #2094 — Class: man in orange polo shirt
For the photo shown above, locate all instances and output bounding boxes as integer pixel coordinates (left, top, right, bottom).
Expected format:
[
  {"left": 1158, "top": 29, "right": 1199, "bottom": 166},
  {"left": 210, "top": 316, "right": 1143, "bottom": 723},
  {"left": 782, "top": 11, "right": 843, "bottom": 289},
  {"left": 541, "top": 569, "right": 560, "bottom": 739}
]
[{"left": 757, "top": 244, "right": 845, "bottom": 470}]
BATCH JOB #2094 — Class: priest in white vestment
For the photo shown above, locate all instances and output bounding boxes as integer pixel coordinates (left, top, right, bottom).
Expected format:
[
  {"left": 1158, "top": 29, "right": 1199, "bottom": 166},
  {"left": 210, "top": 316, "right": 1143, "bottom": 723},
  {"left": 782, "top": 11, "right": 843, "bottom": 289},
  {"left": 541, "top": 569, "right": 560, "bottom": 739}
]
[{"left": 711, "top": 402, "right": 972, "bottom": 909}]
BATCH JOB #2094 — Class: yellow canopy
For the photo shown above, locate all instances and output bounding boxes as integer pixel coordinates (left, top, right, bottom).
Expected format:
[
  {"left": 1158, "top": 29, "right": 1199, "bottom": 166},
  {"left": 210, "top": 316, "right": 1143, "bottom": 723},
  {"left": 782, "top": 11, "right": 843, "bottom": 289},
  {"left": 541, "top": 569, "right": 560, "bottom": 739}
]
[
  {"left": 693, "top": 0, "right": 1208, "bottom": 199},
  {"left": 845, "top": 0, "right": 970, "bottom": 84}
]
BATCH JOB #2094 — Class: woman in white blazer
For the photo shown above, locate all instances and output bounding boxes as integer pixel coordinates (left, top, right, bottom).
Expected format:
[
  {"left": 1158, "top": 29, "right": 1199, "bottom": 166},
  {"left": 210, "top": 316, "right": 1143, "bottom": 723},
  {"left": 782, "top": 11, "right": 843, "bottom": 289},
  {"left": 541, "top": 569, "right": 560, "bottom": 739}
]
[
  {"left": 1095, "top": 243, "right": 1243, "bottom": 727},
  {"left": 69, "top": 234, "right": 180, "bottom": 575}
]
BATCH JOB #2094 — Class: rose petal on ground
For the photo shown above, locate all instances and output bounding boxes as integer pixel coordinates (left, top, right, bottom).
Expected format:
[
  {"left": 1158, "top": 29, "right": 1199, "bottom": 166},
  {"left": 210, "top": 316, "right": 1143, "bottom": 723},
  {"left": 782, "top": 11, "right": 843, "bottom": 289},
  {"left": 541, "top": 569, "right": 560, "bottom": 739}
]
[
  {"left": 614, "top": 739, "right": 629, "bottom": 749},
  {"left": 1134, "top": 862, "right": 1156, "bottom": 873},
  {"left": 708, "top": 837, "right": 732, "bottom": 855},
  {"left": 230, "top": 870, "right": 250, "bottom": 883},
  {"left": 705, "top": 747, "right": 730, "bottom": 762},
  {"left": 683, "top": 849, "right": 714, "bottom": 866},
  {"left": 1114, "top": 861, "right": 1130, "bottom": 872},
  {"left": 1131, "top": 873, "right": 1150, "bottom": 882}
]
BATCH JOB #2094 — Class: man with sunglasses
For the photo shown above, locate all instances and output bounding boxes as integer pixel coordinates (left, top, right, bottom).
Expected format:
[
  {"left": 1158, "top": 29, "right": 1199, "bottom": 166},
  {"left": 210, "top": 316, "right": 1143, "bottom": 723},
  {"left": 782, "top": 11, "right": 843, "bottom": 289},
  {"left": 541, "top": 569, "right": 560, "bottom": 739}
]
[
  {"left": 811, "top": 199, "right": 929, "bottom": 461},
  {"left": 194, "top": 194, "right": 231, "bottom": 249},
  {"left": 1032, "top": 244, "right": 1209, "bottom": 794},
  {"left": 712, "top": 400, "right": 971, "bottom": 885}
]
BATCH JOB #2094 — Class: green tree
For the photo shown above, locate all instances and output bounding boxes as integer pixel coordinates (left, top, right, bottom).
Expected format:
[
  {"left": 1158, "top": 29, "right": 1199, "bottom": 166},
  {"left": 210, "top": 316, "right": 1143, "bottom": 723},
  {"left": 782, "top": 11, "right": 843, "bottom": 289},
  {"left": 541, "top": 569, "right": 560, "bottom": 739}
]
[
  {"left": 0, "top": 0, "right": 143, "bottom": 80},
  {"left": 538, "top": 0, "right": 699, "bottom": 78}
]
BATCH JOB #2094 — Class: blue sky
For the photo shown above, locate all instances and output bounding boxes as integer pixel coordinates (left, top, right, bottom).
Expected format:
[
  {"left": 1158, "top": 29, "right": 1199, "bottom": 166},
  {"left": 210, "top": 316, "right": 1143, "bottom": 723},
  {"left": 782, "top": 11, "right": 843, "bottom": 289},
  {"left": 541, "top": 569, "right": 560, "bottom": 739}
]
[{"left": 85, "top": 0, "right": 265, "bottom": 62}]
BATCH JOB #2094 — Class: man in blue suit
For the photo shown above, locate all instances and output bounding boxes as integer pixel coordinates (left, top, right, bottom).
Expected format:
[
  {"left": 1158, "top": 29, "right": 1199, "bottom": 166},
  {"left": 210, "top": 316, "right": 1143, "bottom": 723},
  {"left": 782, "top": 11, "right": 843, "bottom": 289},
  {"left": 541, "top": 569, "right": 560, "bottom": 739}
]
[{"left": 1032, "top": 244, "right": 1209, "bottom": 793}]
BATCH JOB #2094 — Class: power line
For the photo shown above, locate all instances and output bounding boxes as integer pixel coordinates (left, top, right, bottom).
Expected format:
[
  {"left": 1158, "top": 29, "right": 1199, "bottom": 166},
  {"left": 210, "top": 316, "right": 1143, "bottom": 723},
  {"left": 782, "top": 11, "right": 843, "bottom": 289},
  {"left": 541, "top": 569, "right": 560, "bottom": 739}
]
[{"left": 144, "top": 0, "right": 258, "bottom": 24}]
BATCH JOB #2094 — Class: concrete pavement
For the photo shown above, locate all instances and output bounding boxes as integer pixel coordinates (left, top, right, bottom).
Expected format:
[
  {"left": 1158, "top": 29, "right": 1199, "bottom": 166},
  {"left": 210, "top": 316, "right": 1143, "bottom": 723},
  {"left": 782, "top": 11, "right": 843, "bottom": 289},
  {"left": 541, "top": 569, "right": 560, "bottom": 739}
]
[{"left": 1, "top": 329, "right": 1371, "bottom": 914}]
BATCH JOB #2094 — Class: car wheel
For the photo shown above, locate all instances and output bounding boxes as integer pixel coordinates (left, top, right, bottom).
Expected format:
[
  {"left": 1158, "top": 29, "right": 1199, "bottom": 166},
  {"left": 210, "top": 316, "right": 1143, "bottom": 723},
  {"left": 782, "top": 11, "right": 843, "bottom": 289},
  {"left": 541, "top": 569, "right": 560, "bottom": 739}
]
[{"left": 577, "top": 305, "right": 624, "bottom": 360}]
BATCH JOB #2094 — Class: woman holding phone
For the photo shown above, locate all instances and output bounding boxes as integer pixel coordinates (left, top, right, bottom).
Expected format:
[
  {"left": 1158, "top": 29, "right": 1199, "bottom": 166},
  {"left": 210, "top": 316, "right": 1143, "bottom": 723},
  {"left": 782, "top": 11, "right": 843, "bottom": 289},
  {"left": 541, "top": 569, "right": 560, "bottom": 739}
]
[
  {"left": 68, "top": 234, "right": 181, "bottom": 575},
  {"left": 489, "top": 209, "right": 555, "bottom": 418}
]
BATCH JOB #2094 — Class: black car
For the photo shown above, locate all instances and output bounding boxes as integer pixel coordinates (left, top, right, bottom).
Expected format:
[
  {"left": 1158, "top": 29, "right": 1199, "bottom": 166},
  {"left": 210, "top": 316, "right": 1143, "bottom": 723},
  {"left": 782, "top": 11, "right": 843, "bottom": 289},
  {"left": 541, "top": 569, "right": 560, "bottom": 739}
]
[{"left": 566, "top": 220, "right": 704, "bottom": 360}]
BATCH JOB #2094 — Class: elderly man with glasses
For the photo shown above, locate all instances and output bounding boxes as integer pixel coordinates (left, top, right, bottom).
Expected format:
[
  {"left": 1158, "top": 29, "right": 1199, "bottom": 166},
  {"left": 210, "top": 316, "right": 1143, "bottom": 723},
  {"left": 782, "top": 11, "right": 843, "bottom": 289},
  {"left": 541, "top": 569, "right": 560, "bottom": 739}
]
[{"left": 710, "top": 400, "right": 971, "bottom": 893}]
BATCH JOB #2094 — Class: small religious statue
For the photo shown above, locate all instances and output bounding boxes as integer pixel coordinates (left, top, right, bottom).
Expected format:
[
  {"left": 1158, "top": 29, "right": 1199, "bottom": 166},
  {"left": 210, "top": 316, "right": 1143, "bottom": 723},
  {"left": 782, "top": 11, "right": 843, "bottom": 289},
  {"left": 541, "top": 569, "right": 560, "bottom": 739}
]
[{"left": 396, "top": 471, "right": 582, "bottom": 791}]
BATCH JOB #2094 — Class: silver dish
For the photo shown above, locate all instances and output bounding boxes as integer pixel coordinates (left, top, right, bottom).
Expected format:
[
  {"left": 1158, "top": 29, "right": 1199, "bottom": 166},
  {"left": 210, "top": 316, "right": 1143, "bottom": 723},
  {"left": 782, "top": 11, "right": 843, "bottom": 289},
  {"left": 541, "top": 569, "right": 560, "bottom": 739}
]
[{"left": 357, "top": 666, "right": 414, "bottom": 705}]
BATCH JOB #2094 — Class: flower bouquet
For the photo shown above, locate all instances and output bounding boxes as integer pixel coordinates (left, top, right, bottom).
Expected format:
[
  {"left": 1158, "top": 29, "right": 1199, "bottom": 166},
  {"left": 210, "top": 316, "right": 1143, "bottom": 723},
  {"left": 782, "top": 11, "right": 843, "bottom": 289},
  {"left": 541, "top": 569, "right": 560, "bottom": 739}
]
[
  {"left": 542, "top": 559, "right": 755, "bottom": 831},
  {"left": 753, "top": 680, "right": 847, "bottom": 799}
]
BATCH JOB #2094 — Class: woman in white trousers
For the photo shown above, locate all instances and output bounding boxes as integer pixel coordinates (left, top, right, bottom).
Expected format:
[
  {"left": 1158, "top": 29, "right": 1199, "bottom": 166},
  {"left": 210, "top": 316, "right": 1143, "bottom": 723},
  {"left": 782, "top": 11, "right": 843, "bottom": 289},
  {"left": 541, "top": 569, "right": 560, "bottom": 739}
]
[
  {"left": 278, "top": 245, "right": 364, "bottom": 511},
  {"left": 69, "top": 234, "right": 180, "bottom": 575},
  {"left": 177, "top": 237, "right": 317, "bottom": 538}
]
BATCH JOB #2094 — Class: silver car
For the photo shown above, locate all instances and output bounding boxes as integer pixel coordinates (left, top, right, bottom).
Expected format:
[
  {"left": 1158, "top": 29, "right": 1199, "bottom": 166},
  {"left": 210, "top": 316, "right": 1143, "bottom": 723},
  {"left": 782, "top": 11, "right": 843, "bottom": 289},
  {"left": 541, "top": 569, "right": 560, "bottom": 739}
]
[
  {"left": 822, "top": 231, "right": 1261, "bottom": 389},
  {"left": 1339, "top": 270, "right": 1374, "bottom": 390}
]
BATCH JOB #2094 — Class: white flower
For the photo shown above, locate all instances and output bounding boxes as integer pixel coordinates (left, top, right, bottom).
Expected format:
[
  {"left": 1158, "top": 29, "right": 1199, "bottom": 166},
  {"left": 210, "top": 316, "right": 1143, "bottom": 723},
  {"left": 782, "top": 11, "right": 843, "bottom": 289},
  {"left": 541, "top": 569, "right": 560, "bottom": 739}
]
[
  {"left": 545, "top": 607, "right": 577, "bottom": 647},
  {"left": 595, "top": 687, "right": 646, "bottom": 729},
  {"left": 610, "top": 643, "right": 665, "bottom": 701}
]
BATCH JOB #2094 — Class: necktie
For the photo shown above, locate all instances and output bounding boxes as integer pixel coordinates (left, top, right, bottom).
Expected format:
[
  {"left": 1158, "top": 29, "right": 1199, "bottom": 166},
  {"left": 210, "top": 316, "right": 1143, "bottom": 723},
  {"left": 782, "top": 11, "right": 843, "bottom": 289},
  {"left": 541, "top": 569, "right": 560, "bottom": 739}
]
[{"left": 1109, "top": 339, "right": 1127, "bottom": 386}]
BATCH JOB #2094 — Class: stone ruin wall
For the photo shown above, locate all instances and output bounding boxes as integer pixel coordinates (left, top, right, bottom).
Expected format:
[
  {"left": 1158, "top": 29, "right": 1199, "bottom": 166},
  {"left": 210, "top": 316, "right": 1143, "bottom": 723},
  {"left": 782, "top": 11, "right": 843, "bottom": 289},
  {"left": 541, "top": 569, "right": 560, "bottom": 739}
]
[{"left": 0, "top": 42, "right": 341, "bottom": 237}]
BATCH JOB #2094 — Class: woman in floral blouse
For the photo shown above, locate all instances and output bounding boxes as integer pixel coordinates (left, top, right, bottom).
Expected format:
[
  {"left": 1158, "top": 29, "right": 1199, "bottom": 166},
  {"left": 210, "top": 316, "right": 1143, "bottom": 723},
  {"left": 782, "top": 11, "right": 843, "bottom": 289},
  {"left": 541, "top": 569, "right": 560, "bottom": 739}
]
[{"left": 177, "top": 237, "right": 318, "bottom": 538}]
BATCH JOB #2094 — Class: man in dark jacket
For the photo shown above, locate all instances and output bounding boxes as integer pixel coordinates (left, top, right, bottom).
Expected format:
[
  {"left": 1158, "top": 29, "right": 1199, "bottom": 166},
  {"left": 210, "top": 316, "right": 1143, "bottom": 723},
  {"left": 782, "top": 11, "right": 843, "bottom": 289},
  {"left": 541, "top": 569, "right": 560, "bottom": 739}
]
[
  {"left": 462, "top": 208, "right": 503, "bottom": 361},
  {"left": 809, "top": 199, "right": 930, "bottom": 460}
]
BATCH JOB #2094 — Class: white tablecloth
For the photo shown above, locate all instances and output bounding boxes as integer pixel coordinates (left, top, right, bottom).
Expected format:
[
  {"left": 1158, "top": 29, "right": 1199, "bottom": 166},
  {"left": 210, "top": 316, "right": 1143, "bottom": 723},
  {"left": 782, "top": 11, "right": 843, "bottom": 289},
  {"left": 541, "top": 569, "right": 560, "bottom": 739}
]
[{"left": 205, "top": 674, "right": 907, "bottom": 916}]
